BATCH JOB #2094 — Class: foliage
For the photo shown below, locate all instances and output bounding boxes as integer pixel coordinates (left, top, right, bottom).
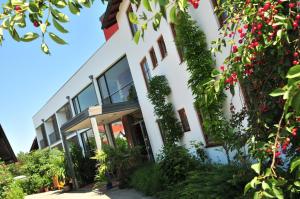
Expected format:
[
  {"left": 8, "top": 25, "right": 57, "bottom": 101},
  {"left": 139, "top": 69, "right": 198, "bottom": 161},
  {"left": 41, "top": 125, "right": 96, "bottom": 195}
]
[
  {"left": 0, "top": 161, "right": 24, "bottom": 199},
  {"left": 157, "top": 144, "right": 198, "bottom": 186},
  {"left": 69, "top": 144, "right": 96, "bottom": 185},
  {"left": 129, "top": 163, "right": 163, "bottom": 196},
  {"left": 158, "top": 164, "right": 254, "bottom": 199},
  {"left": 3, "top": 181, "right": 25, "bottom": 199},
  {"left": 17, "top": 148, "right": 65, "bottom": 194},
  {"left": 0, "top": 0, "right": 96, "bottom": 54},
  {"left": 202, "top": 0, "right": 300, "bottom": 197},
  {"left": 0, "top": 161, "right": 13, "bottom": 198},
  {"left": 148, "top": 75, "right": 183, "bottom": 145},
  {"left": 93, "top": 138, "right": 141, "bottom": 188}
]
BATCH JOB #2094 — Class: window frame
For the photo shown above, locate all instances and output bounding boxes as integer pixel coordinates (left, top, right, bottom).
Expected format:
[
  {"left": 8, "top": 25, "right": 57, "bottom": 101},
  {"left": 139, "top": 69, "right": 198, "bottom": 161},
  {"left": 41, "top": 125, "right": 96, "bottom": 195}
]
[
  {"left": 194, "top": 105, "right": 221, "bottom": 148},
  {"left": 140, "top": 57, "right": 151, "bottom": 89},
  {"left": 72, "top": 83, "right": 98, "bottom": 115},
  {"left": 178, "top": 108, "right": 191, "bottom": 132},
  {"left": 210, "top": 0, "right": 226, "bottom": 28},
  {"left": 157, "top": 35, "right": 168, "bottom": 60},
  {"left": 149, "top": 47, "right": 158, "bottom": 68},
  {"left": 170, "top": 23, "right": 184, "bottom": 63}
]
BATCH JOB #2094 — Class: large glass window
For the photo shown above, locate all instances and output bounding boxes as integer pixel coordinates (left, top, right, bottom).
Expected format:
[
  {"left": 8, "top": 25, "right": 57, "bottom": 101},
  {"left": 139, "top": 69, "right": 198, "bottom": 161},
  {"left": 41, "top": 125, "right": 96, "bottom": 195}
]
[
  {"left": 72, "top": 84, "right": 98, "bottom": 115},
  {"left": 97, "top": 57, "right": 136, "bottom": 104}
]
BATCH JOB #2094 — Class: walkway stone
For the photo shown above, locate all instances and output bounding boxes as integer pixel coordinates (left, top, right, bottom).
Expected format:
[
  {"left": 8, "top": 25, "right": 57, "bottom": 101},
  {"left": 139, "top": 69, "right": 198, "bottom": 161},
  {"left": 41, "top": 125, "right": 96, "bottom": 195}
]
[{"left": 25, "top": 188, "right": 155, "bottom": 199}]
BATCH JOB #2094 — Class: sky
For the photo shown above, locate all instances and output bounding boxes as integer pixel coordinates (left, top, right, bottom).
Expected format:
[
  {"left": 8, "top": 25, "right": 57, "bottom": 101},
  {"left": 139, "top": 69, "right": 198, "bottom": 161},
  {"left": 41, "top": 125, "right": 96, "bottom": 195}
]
[{"left": 0, "top": 1, "right": 107, "bottom": 154}]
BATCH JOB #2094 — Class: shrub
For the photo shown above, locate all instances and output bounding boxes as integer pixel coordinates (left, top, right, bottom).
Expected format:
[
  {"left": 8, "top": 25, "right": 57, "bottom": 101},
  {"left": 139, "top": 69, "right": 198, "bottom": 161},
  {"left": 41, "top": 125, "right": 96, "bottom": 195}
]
[
  {"left": 157, "top": 145, "right": 198, "bottom": 186},
  {"left": 158, "top": 164, "right": 254, "bottom": 199},
  {"left": 94, "top": 138, "right": 141, "bottom": 188},
  {"left": 130, "top": 164, "right": 163, "bottom": 196},
  {"left": 69, "top": 144, "right": 96, "bottom": 185},
  {"left": 3, "top": 182, "right": 24, "bottom": 199}
]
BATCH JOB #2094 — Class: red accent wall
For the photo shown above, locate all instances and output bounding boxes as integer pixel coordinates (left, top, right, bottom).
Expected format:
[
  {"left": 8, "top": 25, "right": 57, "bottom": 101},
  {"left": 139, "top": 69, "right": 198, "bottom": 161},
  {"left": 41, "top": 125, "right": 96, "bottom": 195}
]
[{"left": 103, "top": 23, "right": 119, "bottom": 41}]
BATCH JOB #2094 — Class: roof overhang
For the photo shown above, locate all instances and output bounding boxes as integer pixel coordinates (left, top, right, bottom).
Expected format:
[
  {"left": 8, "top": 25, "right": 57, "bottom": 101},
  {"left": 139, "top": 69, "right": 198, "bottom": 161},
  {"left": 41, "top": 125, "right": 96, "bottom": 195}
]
[
  {"left": 101, "top": 0, "right": 122, "bottom": 29},
  {"left": 61, "top": 100, "right": 140, "bottom": 133},
  {"left": 0, "top": 125, "right": 17, "bottom": 164}
]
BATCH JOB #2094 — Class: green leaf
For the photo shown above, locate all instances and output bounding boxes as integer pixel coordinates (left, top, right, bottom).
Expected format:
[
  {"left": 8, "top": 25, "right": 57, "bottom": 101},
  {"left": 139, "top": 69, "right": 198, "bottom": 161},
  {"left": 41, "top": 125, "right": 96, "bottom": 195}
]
[
  {"left": 68, "top": 1, "right": 80, "bottom": 15},
  {"left": 287, "top": 65, "right": 300, "bottom": 79},
  {"left": 272, "top": 187, "right": 283, "bottom": 199},
  {"left": 251, "top": 162, "right": 261, "bottom": 175},
  {"left": 9, "top": 28, "right": 20, "bottom": 42},
  {"left": 263, "top": 191, "right": 275, "bottom": 198},
  {"left": 133, "top": 30, "right": 141, "bottom": 44},
  {"left": 21, "top": 32, "right": 39, "bottom": 42},
  {"left": 40, "top": 23, "right": 47, "bottom": 33},
  {"left": 244, "top": 182, "right": 252, "bottom": 194},
  {"left": 262, "top": 181, "right": 271, "bottom": 190},
  {"left": 290, "top": 157, "right": 300, "bottom": 172},
  {"left": 291, "top": 92, "right": 300, "bottom": 114},
  {"left": 169, "top": 5, "right": 177, "bottom": 23},
  {"left": 53, "top": 0, "right": 67, "bottom": 8},
  {"left": 52, "top": 18, "right": 68, "bottom": 33},
  {"left": 51, "top": 8, "right": 69, "bottom": 23},
  {"left": 178, "top": 0, "right": 187, "bottom": 11},
  {"left": 270, "top": 88, "right": 285, "bottom": 97},
  {"left": 41, "top": 43, "right": 50, "bottom": 54},
  {"left": 81, "top": 0, "right": 91, "bottom": 8},
  {"left": 142, "top": 0, "right": 152, "bottom": 11},
  {"left": 294, "top": 181, "right": 300, "bottom": 187},
  {"left": 49, "top": 32, "right": 67, "bottom": 44},
  {"left": 29, "top": 2, "right": 39, "bottom": 13},
  {"left": 129, "top": 12, "right": 138, "bottom": 24},
  {"left": 158, "top": 0, "right": 168, "bottom": 6}
]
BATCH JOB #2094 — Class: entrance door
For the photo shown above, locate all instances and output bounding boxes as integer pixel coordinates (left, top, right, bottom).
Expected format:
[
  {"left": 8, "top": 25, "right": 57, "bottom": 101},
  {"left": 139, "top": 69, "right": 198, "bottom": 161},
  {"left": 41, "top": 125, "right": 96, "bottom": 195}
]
[{"left": 133, "top": 121, "right": 154, "bottom": 161}]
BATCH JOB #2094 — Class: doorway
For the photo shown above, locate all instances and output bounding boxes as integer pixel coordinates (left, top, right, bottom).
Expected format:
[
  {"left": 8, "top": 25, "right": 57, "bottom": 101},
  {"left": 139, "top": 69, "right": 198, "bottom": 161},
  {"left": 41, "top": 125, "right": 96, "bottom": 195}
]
[{"left": 132, "top": 121, "right": 154, "bottom": 161}]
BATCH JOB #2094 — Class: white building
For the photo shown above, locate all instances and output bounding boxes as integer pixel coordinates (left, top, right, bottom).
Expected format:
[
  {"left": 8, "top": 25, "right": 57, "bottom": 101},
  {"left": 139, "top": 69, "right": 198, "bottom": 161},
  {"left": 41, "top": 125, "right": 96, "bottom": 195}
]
[{"left": 32, "top": 0, "right": 241, "bottom": 163}]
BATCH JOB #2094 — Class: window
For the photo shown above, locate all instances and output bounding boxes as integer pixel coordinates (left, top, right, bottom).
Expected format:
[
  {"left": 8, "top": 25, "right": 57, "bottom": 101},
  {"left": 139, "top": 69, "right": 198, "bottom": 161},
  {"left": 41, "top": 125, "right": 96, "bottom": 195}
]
[
  {"left": 157, "top": 36, "right": 167, "bottom": 59},
  {"left": 157, "top": 120, "right": 166, "bottom": 144},
  {"left": 211, "top": 0, "right": 226, "bottom": 27},
  {"left": 195, "top": 106, "right": 220, "bottom": 147},
  {"left": 72, "top": 84, "right": 98, "bottom": 115},
  {"left": 170, "top": 23, "right": 184, "bottom": 62},
  {"left": 127, "top": 5, "right": 138, "bottom": 36},
  {"left": 149, "top": 47, "right": 158, "bottom": 68},
  {"left": 140, "top": 57, "right": 151, "bottom": 89},
  {"left": 97, "top": 56, "right": 136, "bottom": 104},
  {"left": 178, "top": 108, "right": 191, "bottom": 132}
]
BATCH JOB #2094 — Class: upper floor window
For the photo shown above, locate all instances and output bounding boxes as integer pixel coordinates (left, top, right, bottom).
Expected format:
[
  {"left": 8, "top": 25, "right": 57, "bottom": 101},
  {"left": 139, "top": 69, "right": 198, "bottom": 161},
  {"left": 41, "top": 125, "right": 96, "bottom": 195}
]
[
  {"left": 72, "top": 84, "right": 98, "bottom": 115},
  {"left": 211, "top": 0, "right": 226, "bottom": 27},
  {"left": 140, "top": 57, "right": 151, "bottom": 89},
  {"left": 157, "top": 35, "right": 168, "bottom": 60},
  {"left": 170, "top": 23, "right": 184, "bottom": 63},
  {"left": 178, "top": 108, "right": 191, "bottom": 132},
  {"left": 127, "top": 5, "right": 138, "bottom": 36},
  {"left": 149, "top": 47, "right": 158, "bottom": 68},
  {"left": 97, "top": 56, "right": 136, "bottom": 104}
]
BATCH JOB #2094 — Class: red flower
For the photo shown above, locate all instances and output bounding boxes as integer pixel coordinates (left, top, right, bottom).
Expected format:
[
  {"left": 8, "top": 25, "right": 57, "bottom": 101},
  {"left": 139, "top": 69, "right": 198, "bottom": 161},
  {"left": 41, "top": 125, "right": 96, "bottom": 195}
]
[
  {"left": 232, "top": 45, "right": 238, "bottom": 53},
  {"left": 220, "top": 65, "right": 225, "bottom": 72},
  {"left": 292, "top": 128, "right": 298, "bottom": 137}
]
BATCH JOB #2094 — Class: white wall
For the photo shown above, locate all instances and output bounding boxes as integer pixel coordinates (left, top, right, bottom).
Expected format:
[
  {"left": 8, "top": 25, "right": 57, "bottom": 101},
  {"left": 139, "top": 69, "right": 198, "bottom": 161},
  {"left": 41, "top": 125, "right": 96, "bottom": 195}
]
[{"left": 32, "top": 0, "right": 245, "bottom": 163}]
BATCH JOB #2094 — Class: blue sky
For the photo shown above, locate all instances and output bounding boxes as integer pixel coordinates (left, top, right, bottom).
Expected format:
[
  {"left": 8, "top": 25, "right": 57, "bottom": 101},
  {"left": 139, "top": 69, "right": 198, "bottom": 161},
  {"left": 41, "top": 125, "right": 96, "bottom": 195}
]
[{"left": 0, "top": 1, "right": 107, "bottom": 154}]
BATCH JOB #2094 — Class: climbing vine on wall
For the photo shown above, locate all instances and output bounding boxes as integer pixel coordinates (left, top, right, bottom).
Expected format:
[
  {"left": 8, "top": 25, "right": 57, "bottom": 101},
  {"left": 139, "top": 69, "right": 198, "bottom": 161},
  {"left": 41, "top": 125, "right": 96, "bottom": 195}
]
[
  {"left": 147, "top": 75, "right": 183, "bottom": 146},
  {"left": 174, "top": 12, "right": 248, "bottom": 163}
]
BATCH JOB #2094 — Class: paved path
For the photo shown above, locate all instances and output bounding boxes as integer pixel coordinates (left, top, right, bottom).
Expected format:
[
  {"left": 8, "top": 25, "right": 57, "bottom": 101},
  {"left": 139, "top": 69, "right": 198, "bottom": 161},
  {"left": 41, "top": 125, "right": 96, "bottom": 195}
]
[{"left": 25, "top": 188, "right": 155, "bottom": 199}]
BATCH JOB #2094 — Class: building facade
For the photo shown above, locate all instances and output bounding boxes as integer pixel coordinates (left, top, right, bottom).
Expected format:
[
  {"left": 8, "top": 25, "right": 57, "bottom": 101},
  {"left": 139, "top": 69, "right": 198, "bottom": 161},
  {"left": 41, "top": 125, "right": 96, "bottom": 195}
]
[{"left": 32, "top": 0, "right": 244, "bottom": 163}]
